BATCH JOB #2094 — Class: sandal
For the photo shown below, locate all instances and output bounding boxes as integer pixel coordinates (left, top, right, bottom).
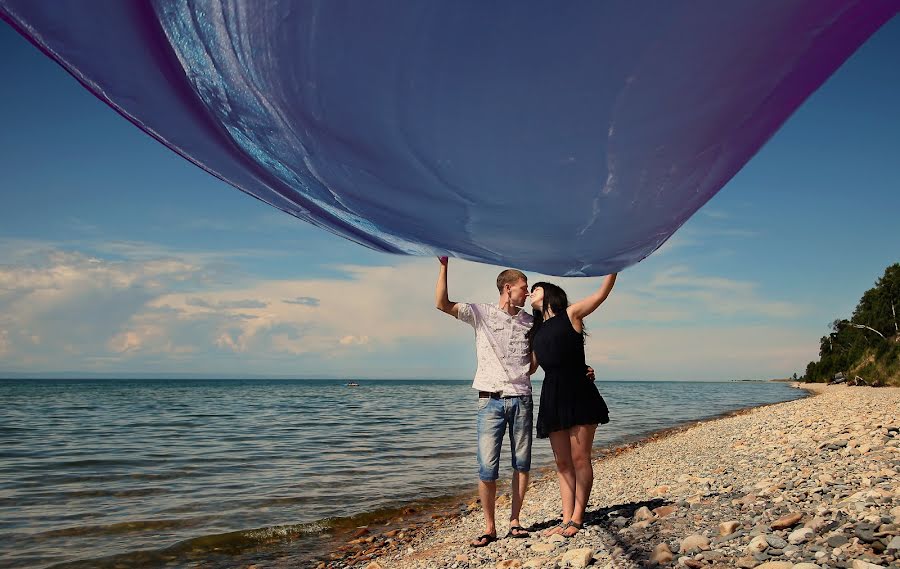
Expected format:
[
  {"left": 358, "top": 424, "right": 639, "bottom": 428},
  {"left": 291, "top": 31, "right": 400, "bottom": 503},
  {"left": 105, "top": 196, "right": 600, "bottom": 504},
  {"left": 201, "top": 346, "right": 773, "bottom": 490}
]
[
  {"left": 562, "top": 521, "right": 583, "bottom": 537},
  {"left": 506, "top": 525, "right": 530, "bottom": 538},
  {"left": 470, "top": 533, "right": 498, "bottom": 548}
]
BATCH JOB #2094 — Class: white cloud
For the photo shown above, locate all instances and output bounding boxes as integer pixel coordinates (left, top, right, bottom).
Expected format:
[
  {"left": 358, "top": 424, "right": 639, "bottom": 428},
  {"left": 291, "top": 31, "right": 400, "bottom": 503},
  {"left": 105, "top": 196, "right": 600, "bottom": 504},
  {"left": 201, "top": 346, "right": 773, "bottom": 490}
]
[{"left": 0, "top": 241, "right": 816, "bottom": 379}]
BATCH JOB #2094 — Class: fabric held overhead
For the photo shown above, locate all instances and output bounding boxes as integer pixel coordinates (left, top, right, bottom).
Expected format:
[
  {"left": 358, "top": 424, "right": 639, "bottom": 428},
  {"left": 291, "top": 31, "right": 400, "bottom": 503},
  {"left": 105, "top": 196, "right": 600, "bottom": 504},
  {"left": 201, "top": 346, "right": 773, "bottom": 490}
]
[{"left": 2, "top": 1, "right": 897, "bottom": 275}]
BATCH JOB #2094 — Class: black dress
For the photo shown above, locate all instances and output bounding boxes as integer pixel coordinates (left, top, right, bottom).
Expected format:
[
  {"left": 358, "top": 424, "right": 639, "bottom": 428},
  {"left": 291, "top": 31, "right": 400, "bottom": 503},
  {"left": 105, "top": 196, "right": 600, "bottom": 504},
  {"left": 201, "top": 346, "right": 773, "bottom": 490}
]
[{"left": 534, "top": 310, "right": 609, "bottom": 438}]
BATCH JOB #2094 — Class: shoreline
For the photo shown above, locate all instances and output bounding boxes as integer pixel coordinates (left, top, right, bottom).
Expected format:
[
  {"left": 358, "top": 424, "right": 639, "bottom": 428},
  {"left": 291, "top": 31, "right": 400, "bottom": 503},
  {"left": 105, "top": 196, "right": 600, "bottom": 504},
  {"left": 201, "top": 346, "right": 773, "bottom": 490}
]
[
  {"left": 317, "top": 382, "right": 898, "bottom": 568},
  {"left": 309, "top": 383, "right": 821, "bottom": 568}
]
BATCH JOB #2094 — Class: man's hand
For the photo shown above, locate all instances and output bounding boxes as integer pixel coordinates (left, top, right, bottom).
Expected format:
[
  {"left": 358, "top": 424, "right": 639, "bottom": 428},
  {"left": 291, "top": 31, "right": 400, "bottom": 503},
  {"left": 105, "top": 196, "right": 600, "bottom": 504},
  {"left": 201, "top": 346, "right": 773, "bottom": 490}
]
[{"left": 586, "top": 366, "right": 595, "bottom": 382}]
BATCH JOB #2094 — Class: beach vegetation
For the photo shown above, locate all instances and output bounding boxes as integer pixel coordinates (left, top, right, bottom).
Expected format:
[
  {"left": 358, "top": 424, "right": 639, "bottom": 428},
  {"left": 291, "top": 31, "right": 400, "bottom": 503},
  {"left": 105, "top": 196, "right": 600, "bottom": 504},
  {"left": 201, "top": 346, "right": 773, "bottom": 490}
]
[{"left": 802, "top": 263, "right": 900, "bottom": 386}]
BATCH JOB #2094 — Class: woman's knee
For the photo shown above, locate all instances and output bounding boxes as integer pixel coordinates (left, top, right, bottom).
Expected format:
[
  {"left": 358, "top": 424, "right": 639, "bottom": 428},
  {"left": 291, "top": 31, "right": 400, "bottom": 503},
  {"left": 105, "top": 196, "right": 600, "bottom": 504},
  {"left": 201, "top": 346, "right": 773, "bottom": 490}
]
[
  {"left": 554, "top": 455, "right": 574, "bottom": 473},
  {"left": 571, "top": 451, "right": 592, "bottom": 470}
]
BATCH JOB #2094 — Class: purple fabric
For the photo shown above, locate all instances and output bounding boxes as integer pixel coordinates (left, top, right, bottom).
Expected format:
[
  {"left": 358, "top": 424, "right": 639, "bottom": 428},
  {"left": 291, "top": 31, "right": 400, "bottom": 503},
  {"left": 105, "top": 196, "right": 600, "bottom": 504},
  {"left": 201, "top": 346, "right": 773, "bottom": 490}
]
[{"left": 2, "top": 1, "right": 896, "bottom": 275}]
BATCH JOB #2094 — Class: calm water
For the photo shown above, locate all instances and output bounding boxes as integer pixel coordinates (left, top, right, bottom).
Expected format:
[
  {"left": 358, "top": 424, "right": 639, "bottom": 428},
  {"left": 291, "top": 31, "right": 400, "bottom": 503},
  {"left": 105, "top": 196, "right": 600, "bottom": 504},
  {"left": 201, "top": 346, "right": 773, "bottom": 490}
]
[{"left": 0, "top": 379, "right": 805, "bottom": 568}]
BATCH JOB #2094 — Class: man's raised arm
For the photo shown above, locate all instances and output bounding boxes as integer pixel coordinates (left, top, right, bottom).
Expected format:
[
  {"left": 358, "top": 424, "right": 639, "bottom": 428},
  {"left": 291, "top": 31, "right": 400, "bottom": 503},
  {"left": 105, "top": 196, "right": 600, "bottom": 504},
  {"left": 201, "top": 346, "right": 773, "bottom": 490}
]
[{"left": 435, "top": 256, "right": 460, "bottom": 318}]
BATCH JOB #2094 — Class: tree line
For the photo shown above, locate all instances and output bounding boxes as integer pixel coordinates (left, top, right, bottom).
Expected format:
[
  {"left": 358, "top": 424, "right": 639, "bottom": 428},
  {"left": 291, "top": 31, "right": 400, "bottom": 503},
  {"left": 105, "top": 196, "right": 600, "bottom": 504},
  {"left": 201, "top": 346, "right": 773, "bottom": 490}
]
[{"left": 802, "top": 263, "right": 900, "bottom": 386}]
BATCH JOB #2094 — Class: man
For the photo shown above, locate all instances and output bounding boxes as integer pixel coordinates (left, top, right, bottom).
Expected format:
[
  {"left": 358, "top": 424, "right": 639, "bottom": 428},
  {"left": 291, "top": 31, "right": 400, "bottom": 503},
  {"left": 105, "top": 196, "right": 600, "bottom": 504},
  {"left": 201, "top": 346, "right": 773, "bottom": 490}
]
[{"left": 435, "top": 256, "right": 535, "bottom": 546}]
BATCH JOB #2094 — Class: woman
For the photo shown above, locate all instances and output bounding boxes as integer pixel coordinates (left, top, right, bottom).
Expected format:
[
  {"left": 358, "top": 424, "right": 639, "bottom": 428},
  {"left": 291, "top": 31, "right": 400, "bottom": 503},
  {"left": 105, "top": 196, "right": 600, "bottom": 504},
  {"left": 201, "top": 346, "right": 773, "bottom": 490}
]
[{"left": 527, "top": 274, "right": 617, "bottom": 537}]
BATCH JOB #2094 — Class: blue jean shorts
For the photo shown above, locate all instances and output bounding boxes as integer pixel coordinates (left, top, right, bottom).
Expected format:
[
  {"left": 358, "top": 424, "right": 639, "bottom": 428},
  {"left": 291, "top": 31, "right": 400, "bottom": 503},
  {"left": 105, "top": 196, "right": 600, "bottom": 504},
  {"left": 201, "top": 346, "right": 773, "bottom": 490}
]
[{"left": 476, "top": 394, "right": 533, "bottom": 481}]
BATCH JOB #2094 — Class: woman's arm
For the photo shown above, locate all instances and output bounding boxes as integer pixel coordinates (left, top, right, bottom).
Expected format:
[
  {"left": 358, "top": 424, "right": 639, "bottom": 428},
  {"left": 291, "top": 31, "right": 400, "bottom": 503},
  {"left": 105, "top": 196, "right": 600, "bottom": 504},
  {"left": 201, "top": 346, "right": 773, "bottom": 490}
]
[
  {"left": 528, "top": 350, "right": 540, "bottom": 375},
  {"left": 567, "top": 273, "right": 617, "bottom": 322}
]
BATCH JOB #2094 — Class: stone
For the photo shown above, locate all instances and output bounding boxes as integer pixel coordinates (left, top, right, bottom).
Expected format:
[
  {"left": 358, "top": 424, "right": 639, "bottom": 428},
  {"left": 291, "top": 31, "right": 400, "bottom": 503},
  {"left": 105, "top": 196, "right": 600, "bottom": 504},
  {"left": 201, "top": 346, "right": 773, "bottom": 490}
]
[
  {"left": 788, "top": 527, "right": 814, "bottom": 545},
  {"left": 559, "top": 547, "right": 593, "bottom": 568},
  {"left": 634, "top": 506, "right": 655, "bottom": 520},
  {"left": 747, "top": 535, "right": 770, "bottom": 553},
  {"left": 530, "top": 542, "right": 557, "bottom": 554},
  {"left": 766, "top": 535, "right": 788, "bottom": 549},
  {"left": 753, "top": 563, "right": 792, "bottom": 569},
  {"left": 886, "top": 536, "right": 900, "bottom": 551},
  {"left": 548, "top": 533, "right": 567, "bottom": 544},
  {"left": 523, "top": 558, "right": 550, "bottom": 568},
  {"left": 496, "top": 561, "right": 522, "bottom": 569},
  {"left": 719, "top": 520, "right": 741, "bottom": 536},
  {"left": 771, "top": 513, "right": 803, "bottom": 530},
  {"left": 363, "top": 563, "right": 384, "bottom": 569},
  {"left": 827, "top": 534, "right": 850, "bottom": 548},
  {"left": 850, "top": 561, "right": 886, "bottom": 569},
  {"left": 792, "top": 564, "right": 821, "bottom": 569},
  {"left": 680, "top": 534, "right": 711, "bottom": 553},
  {"left": 654, "top": 505, "right": 677, "bottom": 518},
  {"left": 456, "top": 554, "right": 470, "bottom": 563},
  {"left": 631, "top": 519, "right": 655, "bottom": 529},
  {"left": 650, "top": 543, "right": 674, "bottom": 565},
  {"left": 683, "top": 559, "right": 703, "bottom": 569},
  {"left": 735, "top": 556, "right": 758, "bottom": 568}
]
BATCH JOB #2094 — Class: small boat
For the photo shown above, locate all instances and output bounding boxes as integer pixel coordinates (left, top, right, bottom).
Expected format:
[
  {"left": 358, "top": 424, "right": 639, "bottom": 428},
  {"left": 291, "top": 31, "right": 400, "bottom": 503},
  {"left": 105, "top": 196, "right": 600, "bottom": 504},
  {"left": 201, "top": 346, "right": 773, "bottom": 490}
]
[{"left": 345, "top": 381, "right": 360, "bottom": 387}]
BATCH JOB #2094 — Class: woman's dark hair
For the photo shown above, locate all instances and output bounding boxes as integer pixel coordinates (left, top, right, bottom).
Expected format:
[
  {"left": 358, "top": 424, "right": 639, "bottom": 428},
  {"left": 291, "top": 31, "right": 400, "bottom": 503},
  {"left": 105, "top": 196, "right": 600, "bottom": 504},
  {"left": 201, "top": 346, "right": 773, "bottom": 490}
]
[{"left": 526, "top": 281, "right": 587, "bottom": 348}]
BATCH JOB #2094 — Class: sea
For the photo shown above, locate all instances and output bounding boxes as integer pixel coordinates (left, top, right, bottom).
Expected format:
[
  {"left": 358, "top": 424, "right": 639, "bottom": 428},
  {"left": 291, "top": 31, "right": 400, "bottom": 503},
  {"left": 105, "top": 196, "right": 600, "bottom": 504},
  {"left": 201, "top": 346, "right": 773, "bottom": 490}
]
[{"left": 0, "top": 378, "right": 806, "bottom": 569}]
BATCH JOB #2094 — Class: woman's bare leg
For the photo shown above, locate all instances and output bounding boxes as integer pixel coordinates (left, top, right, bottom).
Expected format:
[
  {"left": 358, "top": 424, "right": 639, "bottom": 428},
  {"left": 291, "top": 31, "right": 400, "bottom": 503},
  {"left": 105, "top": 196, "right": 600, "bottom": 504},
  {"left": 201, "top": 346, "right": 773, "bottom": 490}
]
[
  {"left": 543, "top": 430, "right": 575, "bottom": 536},
  {"left": 563, "top": 424, "right": 597, "bottom": 536}
]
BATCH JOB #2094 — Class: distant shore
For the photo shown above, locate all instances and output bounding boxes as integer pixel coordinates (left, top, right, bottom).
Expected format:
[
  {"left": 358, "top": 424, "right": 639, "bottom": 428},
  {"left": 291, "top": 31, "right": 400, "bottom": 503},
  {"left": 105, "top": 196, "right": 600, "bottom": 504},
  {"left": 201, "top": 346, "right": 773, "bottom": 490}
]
[{"left": 319, "top": 383, "right": 899, "bottom": 568}]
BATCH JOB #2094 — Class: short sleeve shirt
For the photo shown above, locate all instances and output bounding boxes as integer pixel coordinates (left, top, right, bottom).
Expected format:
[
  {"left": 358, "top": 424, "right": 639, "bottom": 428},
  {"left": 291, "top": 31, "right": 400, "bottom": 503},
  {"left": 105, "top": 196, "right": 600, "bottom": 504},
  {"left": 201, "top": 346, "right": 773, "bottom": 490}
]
[{"left": 457, "top": 303, "right": 533, "bottom": 396}]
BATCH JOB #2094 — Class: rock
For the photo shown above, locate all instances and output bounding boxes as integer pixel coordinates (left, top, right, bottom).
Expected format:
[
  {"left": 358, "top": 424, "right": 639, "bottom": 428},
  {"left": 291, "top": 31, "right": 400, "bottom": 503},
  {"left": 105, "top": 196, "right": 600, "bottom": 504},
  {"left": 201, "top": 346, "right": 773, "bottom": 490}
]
[
  {"left": 747, "top": 535, "right": 770, "bottom": 553},
  {"left": 650, "top": 543, "right": 674, "bottom": 565},
  {"left": 352, "top": 527, "right": 371, "bottom": 538},
  {"left": 771, "top": 513, "right": 803, "bottom": 530},
  {"left": 788, "top": 527, "right": 814, "bottom": 545},
  {"left": 679, "top": 534, "right": 710, "bottom": 553},
  {"left": 850, "top": 561, "right": 886, "bottom": 569},
  {"left": 683, "top": 559, "right": 704, "bottom": 569},
  {"left": 530, "top": 542, "right": 557, "bottom": 554},
  {"left": 753, "top": 562, "right": 792, "bottom": 569},
  {"left": 548, "top": 533, "right": 567, "bottom": 544},
  {"left": 559, "top": 547, "right": 593, "bottom": 568},
  {"left": 456, "top": 554, "right": 470, "bottom": 563},
  {"left": 634, "top": 506, "right": 655, "bottom": 520},
  {"left": 523, "top": 558, "right": 550, "bottom": 568},
  {"left": 827, "top": 534, "right": 850, "bottom": 548},
  {"left": 736, "top": 555, "right": 758, "bottom": 568},
  {"left": 720, "top": 521, "right": 741, "bottom": 536},
  {"left": 791, "top": 564, "right": 821, "bottom": 569},
  {"left": 631, "top": 519, "right": 655, "bottom": 529},
  {"left": 653, "top": 505, "right": 677, "bottom": 518},
  {"left": 886, "top": 535, "right": 900, "bottom": 551},
  {"left": 496, "top": 561, "right": 522, "bottom": 569},
  {"left": 766, "top": 535, "right": 788, "bottom": 549},
  {"left": 364, "top": 563, "right": 384, "bottom": 569}
]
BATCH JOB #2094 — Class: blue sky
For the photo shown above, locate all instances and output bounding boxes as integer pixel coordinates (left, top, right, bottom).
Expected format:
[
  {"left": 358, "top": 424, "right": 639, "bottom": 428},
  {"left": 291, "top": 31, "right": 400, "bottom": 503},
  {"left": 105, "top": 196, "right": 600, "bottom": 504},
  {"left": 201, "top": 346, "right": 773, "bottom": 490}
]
[{"left": 1, "top": 17, "right": 898, "bottom": 380}]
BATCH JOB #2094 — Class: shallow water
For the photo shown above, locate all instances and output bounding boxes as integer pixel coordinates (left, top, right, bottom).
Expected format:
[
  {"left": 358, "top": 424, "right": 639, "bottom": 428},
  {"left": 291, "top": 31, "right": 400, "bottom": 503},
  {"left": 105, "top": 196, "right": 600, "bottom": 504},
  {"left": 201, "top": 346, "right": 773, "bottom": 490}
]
[{"left": 0, "top": 378, "right": 804, "bottom": 568}]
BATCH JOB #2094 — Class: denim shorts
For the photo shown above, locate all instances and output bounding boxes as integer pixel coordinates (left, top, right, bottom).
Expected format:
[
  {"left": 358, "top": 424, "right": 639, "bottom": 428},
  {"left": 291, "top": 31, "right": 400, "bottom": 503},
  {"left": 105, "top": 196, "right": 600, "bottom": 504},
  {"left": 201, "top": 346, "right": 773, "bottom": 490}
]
[{"left": 476, "top": 395, "right": 533, "bottom": 481}]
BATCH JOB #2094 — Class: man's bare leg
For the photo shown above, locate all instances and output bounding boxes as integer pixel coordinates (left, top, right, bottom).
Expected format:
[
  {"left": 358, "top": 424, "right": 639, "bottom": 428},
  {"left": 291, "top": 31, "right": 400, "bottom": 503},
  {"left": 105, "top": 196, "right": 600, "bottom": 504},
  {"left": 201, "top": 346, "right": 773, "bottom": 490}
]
[
  {"left": 509, "top": 470, "right": 529, "bottom": 532},
  {"left": 472, "top": 479, "right": 497, "bottom": 546}
]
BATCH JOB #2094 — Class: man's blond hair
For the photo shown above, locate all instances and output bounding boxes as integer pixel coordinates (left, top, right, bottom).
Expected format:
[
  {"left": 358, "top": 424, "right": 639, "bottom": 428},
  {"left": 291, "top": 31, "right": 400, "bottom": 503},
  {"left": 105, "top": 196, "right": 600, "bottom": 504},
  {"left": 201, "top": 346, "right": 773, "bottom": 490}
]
[{"left": 496, "top": 269, "right": 527, "bottom": 293}]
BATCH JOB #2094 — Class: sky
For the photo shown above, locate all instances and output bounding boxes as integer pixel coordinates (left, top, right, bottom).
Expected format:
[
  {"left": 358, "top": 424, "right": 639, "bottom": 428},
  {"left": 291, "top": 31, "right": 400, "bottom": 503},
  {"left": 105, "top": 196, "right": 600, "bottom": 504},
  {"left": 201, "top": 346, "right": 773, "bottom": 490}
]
[{"left": 0, "top": 17, "right": 898, "bottom": 381}]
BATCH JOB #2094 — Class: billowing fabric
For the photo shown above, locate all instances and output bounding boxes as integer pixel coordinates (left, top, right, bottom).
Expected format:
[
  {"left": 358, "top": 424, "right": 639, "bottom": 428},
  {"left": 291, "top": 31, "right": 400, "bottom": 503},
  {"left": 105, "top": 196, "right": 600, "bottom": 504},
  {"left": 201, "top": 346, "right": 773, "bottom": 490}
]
[{"left": 1, "top": 2, "right": 896, "bottom": 276}]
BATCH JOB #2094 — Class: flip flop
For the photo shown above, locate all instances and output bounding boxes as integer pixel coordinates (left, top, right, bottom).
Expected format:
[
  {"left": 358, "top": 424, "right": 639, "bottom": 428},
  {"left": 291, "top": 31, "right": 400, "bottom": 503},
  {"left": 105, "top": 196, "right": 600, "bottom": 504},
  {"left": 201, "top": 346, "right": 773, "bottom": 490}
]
[
  {"left": 506, "top": 525, "right": 530, "bottom": 538},
  {"left": 470, "top": 533, "right": 498, "bottom": 548}
]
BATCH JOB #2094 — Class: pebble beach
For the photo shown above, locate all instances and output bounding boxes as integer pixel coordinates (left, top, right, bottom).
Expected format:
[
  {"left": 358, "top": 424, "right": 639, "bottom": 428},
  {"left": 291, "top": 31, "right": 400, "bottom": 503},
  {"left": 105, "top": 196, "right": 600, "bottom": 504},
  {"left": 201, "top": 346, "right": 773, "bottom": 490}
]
[{"left": 322, "top": 384, "right": 900, "bottom": 569}]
